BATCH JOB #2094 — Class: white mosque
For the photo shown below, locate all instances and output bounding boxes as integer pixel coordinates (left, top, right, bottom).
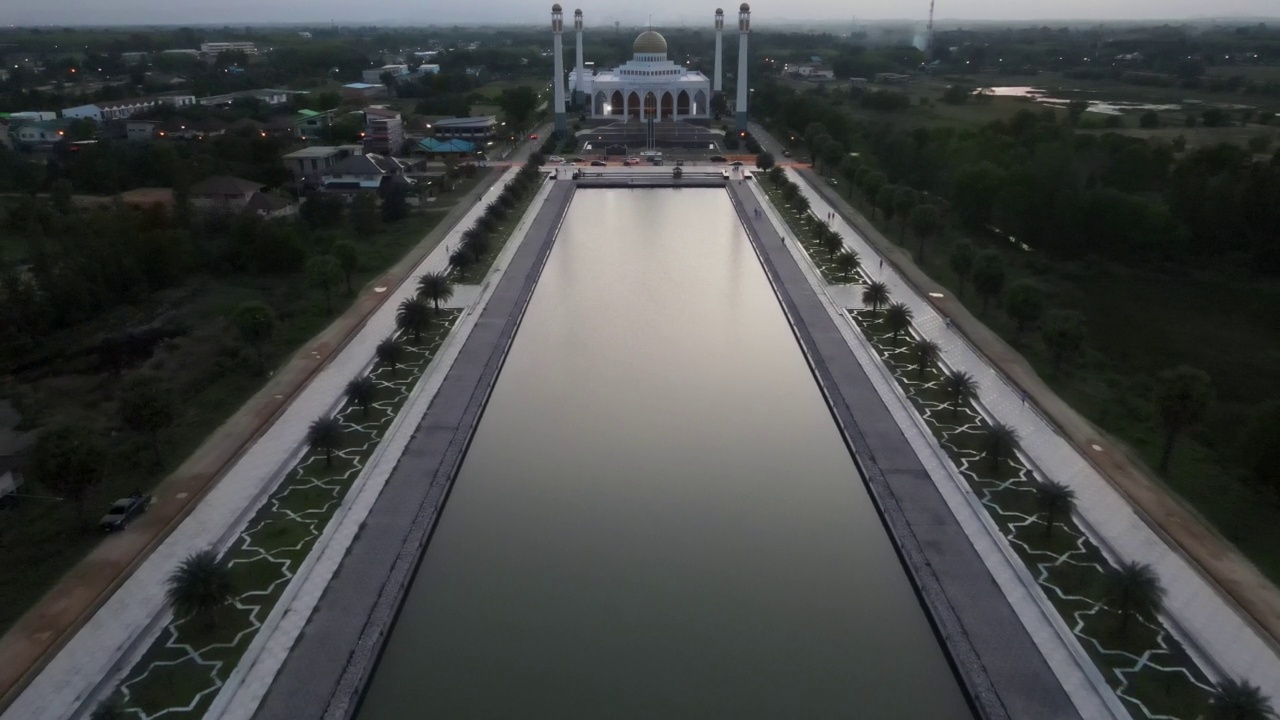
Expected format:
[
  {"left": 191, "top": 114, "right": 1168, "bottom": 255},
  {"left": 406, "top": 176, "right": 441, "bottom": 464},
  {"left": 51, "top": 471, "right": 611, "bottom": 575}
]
[{"left": 550, "top": 4, "right": 751, "bottom": 132}]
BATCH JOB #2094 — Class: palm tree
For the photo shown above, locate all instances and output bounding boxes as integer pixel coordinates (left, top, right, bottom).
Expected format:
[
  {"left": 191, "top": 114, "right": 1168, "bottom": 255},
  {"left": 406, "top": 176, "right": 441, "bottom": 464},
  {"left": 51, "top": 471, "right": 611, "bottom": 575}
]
[
  {"left": 914, "top": 339, "right": 940, "bottom": 378},
  {"left": 1103, "top": 560, "right": 1165, "bottom": 633},
  {"left": 982, "top": 421, "right": 1019, "bottom": 471},
  {"left": 820, "top": 228, "right": 844, "bottom": 258},
  {"left": 833, "top": 249, "right": 859, "bottom": 282},
  {"left": 1155, "top": 365, "right": 1213, "bottom": 474},
  {"left": 416, "top": 271, "right": 455, "bottom": 313},
  {"left": 1036, "top": 480, "right": 1077, "bottom": 537},
  {"left": 885, "top": 302, "right": 914, "bottom": 346},
  {"left": 943, "top": 369, "right": 978, "bottom": 418},
  {"left": 307, "top": 416, "right": 343, "bottom": 467},
  {"left": 346, "top": 375, "right": 376, "bottom": 418},
  {"left": 1208, "top": 678, "right": 1276, "bottom": 720},
  {"left": 396, "top": 297, "right": 431, "bottom": 342},
  {"left": 376, "top": 337, "right": 403, "bottom": 377},
  {"left": 166, "top": 549, "right": 235, "bottom": 627},
  {"left": 90, "top": 698, "right": 127, "bottom": 720},
  {"left": 861, "top": 281, "right": 890, "bottom": 312}
]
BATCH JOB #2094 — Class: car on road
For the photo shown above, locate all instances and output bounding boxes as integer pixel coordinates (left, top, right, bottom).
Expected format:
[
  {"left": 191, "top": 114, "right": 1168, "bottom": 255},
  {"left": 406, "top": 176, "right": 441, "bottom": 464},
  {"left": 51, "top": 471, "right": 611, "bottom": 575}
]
[
  {"left": 561, "top": 161, "right": 576, "bottom": 166},
  {"left": 590, "top": 160, "right": 607, "bottom": 166},
  {"left": 623, "top": 157, "right": 639, "bottom": 165},
  {"left": 529, "top": 133, "right": 539, "bottom": 140},
  {"left": 548, "top": 155, "right": 564, "bottom": 163},
  {"left": 709, "top": 155, "right": 727, "bottom": 162},
  {"left": 729, "top": 161, "right": 744, "bottom": 167},
  {"left": 676, "top": 159, "right": 685, "bottom": 166},
  {"left": 783, "top": 150, "right": 792, "bottom": 158},
  {"left": 569, "top": 157, "right": 585, "bottom": 163},
  {"left": 100, "top": 492, "right": 149, "bottom": 532}
]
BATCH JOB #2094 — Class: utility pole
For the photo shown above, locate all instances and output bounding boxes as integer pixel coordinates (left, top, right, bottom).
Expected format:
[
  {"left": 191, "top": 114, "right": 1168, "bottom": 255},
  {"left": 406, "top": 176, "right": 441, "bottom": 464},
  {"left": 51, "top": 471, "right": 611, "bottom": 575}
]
[{"left": 926, "top": 0, "right": 936, "bottom": 60}]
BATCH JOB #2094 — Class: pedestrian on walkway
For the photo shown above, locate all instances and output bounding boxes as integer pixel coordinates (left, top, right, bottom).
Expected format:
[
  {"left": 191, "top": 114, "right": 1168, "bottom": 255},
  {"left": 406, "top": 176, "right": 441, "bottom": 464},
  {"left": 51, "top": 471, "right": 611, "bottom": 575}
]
[
  {"left": 945, "top": 317, "right": 952, "bottom": 330},
  {"left": 1021, "top": 389, "right": 1029, "bottom": 406},
  {"left": 879, "top": 258, "right": 884, "bottom": 270}
]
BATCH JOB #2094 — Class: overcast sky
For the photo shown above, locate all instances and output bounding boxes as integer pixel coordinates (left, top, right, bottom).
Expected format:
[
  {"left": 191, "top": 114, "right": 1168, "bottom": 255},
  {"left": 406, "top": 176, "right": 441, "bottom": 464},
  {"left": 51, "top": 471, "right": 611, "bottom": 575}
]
[{"left": 1, "top": 0, "right": 1276, "bottom": 27}]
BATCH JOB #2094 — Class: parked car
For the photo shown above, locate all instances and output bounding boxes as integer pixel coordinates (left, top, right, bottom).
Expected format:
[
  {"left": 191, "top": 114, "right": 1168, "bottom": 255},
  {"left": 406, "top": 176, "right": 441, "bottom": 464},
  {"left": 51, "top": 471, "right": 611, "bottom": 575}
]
[
  {"left": 548, "top": 155, "right": 564, "bottom": 163},
  {"left": 100, "top": 492, "right": 149, "bottom": 532},
  {"left": 590, "top": 160, "right": 607, "bottom": 166},
  {"left": 709, "top": 155, "right": 727, "bottom": 162}
]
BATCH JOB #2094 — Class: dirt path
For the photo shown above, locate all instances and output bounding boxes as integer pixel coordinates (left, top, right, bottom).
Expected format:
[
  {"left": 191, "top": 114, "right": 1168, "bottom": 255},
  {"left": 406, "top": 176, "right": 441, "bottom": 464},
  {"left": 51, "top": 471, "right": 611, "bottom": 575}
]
[
  {"left": 0, "top": 169, "right": 504, "bottom": 711},
  {"left": 799, "top": 169, "right": 1280, "bottom": 653}
]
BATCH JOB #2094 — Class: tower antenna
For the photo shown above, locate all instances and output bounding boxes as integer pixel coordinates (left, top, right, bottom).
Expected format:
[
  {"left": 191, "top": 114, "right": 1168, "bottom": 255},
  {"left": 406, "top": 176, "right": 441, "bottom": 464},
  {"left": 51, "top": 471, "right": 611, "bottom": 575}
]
[{"left": 926, "top": 0, "right": 936, "bottom": 58}]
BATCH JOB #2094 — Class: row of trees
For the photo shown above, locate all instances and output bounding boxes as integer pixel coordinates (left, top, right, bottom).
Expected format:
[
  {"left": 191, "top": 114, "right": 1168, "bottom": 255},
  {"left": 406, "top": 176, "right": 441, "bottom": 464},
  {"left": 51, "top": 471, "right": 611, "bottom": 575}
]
[{"left": 852, "top": 281, "right": 1270, "bottom": 719}]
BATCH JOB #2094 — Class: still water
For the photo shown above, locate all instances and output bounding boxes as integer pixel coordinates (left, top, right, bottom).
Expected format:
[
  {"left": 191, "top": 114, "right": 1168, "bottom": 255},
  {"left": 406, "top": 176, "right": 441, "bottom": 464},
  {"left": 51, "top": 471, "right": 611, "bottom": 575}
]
[{"left": 357, "top": 189, "right": 971, "bottom": 718}]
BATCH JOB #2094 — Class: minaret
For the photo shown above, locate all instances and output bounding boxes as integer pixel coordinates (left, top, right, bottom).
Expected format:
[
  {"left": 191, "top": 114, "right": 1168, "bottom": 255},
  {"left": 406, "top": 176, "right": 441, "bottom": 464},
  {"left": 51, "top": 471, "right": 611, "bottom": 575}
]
[
  {"left": 574, "top": 9, "right": 585, "bottom": 109},
  {"left": 713, "top": 9, "right": 724, "bottom": 93},
  {"left": 736, "top": 3, "right": 750, "bottom": 132},
  {"left": 552, "top": 4, "right": 567, "bottom": 133}
]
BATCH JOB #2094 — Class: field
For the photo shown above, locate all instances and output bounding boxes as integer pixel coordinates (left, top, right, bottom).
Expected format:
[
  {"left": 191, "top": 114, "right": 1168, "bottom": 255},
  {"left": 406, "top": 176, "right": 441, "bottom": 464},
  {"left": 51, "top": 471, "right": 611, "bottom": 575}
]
[{"left": 0, "top": 171, "right": 491, "bottom": 634}]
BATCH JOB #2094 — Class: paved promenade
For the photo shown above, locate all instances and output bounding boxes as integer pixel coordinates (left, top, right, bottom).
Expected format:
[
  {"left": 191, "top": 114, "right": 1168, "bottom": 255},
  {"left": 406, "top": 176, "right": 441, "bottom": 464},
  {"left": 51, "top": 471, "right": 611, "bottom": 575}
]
[
  {"left": 254, "top": 180, "right": 576, "bottom": 720},
  {"left": 727, "top": 179, "right": 1080, "bottom": 720},
  {"left": 781, "top": 169, "right": 1280, "bottom": 700},
  {"left": 0, "top": 169, "right": 524, "bottom": 720}
]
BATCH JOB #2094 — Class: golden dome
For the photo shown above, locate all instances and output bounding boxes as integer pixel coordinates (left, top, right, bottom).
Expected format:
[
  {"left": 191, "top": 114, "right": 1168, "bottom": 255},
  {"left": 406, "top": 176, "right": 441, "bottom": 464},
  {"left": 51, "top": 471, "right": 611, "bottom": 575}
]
[{"left": 633, "top": 30, "right": 668, "bottom": 55}]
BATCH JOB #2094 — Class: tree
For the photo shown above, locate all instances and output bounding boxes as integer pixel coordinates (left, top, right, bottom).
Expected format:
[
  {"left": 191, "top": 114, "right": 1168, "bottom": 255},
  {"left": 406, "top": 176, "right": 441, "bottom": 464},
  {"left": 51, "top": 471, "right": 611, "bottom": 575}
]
[
  {"left": 943, "top": 369, "right": 978, "bottom": 418},
  {"left": 1207, "top": 678, "right": 1275, "bottom": 720},
  {"left": 1155, "top": 365, "right": 1213, "bottom": 473},
  {"left": 833, "top": 249, "right": 859, "bottom": 282},
  {"left": 166, "top": 549, "right": 235, "bottom": 627},
  {"left": 885, "top": 302, "right": 914, "bottom": 346},
  {"left": 51, "top": 179, "right": 74, "bottom": 215},
  {"left": 1235, "top": 401, "right": 1280, "bottom": 491},
  {"left": 307, "top": 415, "right": 343, "bottom": 466},
  {"left": 333, "top": 241, "right": 358, "bottom": 296},
  {"left": 971, "top": 249, "right": 1006, "bottom": 315},
  {"left": 1139, "top": 110, "right": 1159, "bottom": 129},
  {"left": 376, "top": 337, "right": 403, "bottom": 377},
  {"left": 497, "top": 85, "right": 539, "bottom": 133},
  {"left": 345, "top": 375, "right": 376, "bottom": 418},
  {"left": 910, "top": 204, "right": 942, "bottom": 263},
  {"left": 755, "top": 151, "right": 775, "bottom": 171},
  {"left": 839, "top": 155, "right": 862, "bottom": 198},
  {"left": 306, "top": 255, "right": 343, "bottom": 314},
  {"left": 231, "top": 301, "right": 275, "bottom": 375},
  {"left": 819, "top": 227, "right": 843, "bottom": 258},
  {"left": 396, "top": 296, "right": 431, "bottom": 342},
  {"left": 861, "top": 280, "right": 890, "bottom": 311},
  {"left": 876, "top": 184, "right": 898, "bottom": 224},
  {"left": 118, "top": 375, "right": 176, "bottom": 467},
  {"left": 914, "top": 339, "right": 940, "bottom": 378},
  {"left": 351, "top": 192, "right": 379, "bottom": 235},
  {"left": 416, "top": 271, "right": 454, "bottom": 312},
  {"left": 949, "top": 239, "right": 976, "bottom": 297},
  {"left": 983, "top": 422, "right": 1019, "bottom": 471},
  {"left": 90, "top": 699, "right": 127, "bottom": 720},
  {"left": 893, "top": 187, "right": 917, "bottom": 239},
  {"left": 862, "top": 172, "right": 887, "bottom": 218},
  {"left": 1030, "top": 480, "right": 1074, "bottom": 540},
  {"left": 821, "top": 141, "right": 845, "bottom": 176},
  {"left": 1003, "top": 280, "right": 1044, "bottom": 339},
  {"left": 1103, "top": 560, "right": 1165, "bottom": 633},
  {"left": 381, "top": 186, "right": 410, "bottom": 223},
  {"left": 1041, "top": 310, "right": 1086, "bottom": 375},
  {"left": 29, "top": 425, "right": 106, "bottom": 523}
]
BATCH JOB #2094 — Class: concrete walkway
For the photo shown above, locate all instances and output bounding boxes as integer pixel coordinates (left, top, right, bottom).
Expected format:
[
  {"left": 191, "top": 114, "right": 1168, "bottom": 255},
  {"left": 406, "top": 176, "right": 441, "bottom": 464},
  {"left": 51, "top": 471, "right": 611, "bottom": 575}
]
[
  {"left": 0, "top": 169, "right": 525, "bottom": 720},
  {"left": 783, "top": 168, "right": 1280, "bottom": 699}
]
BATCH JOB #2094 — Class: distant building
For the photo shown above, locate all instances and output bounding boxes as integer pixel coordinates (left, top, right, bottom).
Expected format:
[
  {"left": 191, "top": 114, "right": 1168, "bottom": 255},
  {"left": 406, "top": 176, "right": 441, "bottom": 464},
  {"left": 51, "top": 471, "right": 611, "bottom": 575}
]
[
  {"left": 874, "top": 72, "right": 911, "bottom": 85},
  {"left": 189, "top": 175, "right": 266, "bottom": 212},
  {"left": 796, "top": 63, "right": 835, "bottom": 80},
  {"left": 244, "top": 192, "right": 298, "bottom": 220},
  {"left": 320, "top": 153, "right": 410, "bottom": 194},
  {"left": 282, "top": 145, "right": 363, "bottom": 187},
  {"left": 341, "top": 83, "right": 386, "bottom": 101},
  {"left": 431, "top": 116, "right": 498, "bottom": 142},
  {"left": 62, "top": 95, "right": 195, "bottom": 122},
  {"left": 297, "top": 32, "right": 313, "bottom": 39},
  {"left": 294, "top": 108, "right": 337, "bottom": 141},
  {"left": 13, "top": 119, "right": 74, "bottom": 149},
  {"left": 200, "top": 42, "right": 258, "bottom": 56},
  {"left": 198, "top": 89, "right": 295, "bottom": 107},
  {"left": 126, "top": 119, "right": 160, "bottom": 142},
  {"left": 362, "top": 64, "right": 410, "bottom": 85},
  {"left": 363, "top": 106, "right": 404, "bottom": 155},
  {"left": 417, "top": 64, "right": 441, "bottom": 75}
]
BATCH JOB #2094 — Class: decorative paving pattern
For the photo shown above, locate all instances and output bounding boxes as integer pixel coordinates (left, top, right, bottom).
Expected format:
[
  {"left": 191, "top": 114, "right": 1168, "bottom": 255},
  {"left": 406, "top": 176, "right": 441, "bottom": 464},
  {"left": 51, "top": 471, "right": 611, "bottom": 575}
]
[
  {"left": 849, "top": 310, "right": 1216, "bottom": 720},
  {"left": 110, "top": 313, "right": 460, "bottom": 720}
]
